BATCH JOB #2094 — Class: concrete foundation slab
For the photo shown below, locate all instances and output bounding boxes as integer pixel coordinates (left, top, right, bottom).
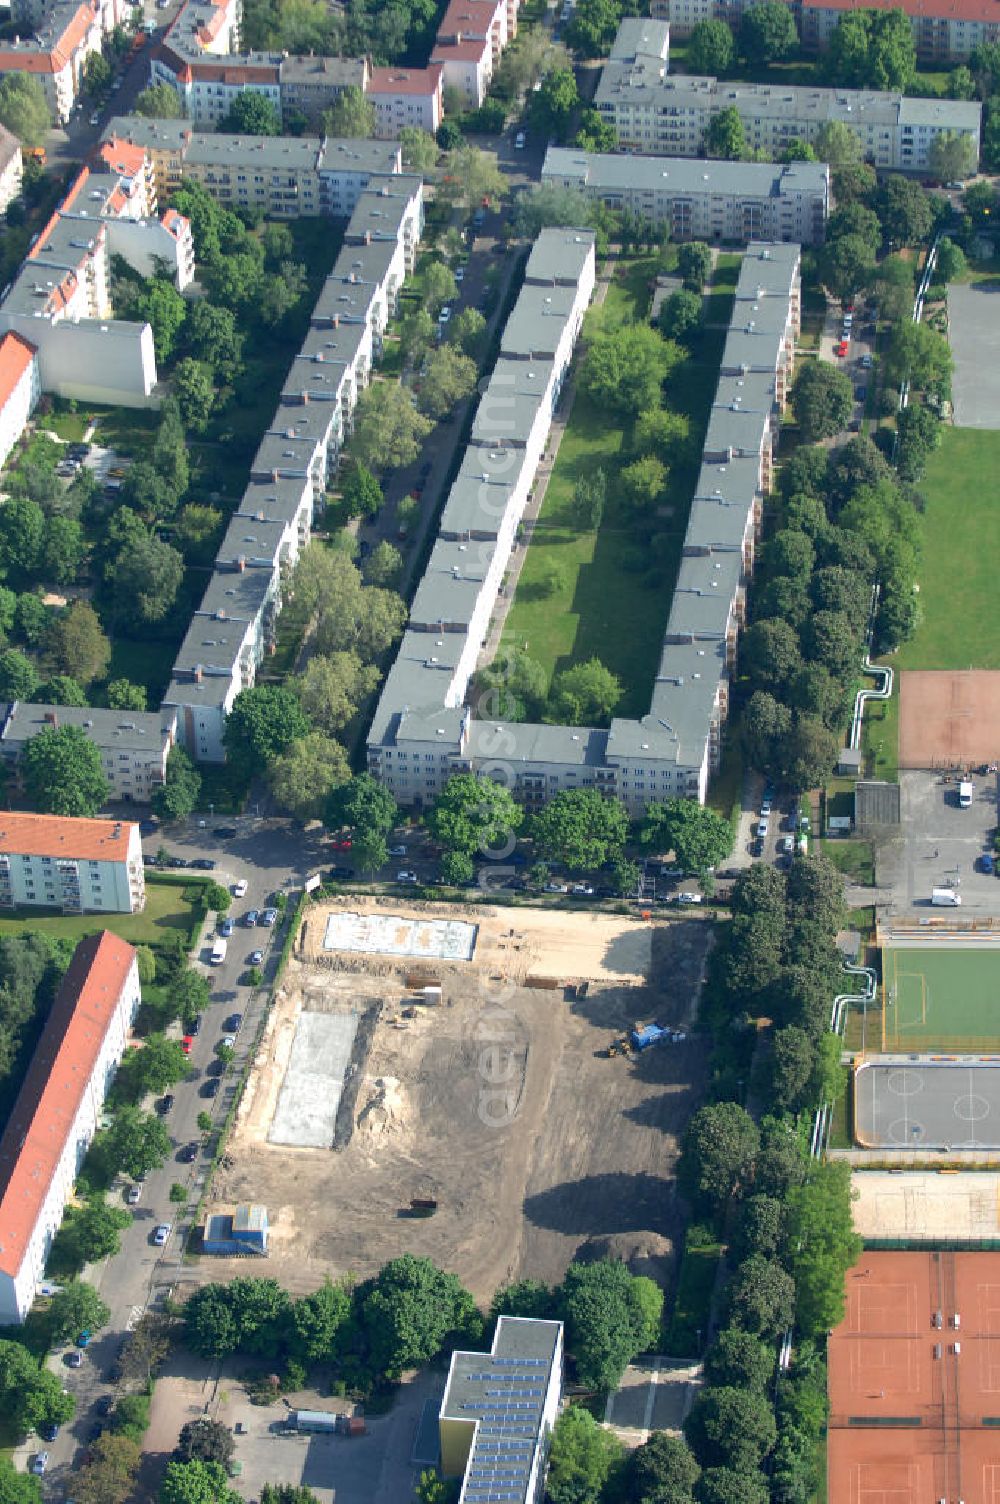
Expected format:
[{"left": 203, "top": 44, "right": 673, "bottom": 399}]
[
  {"left": 267, "top": 1011, "right": 359, "bottom": 1149},
  {"left": 322, "top": 910, "right": 477, "bottom": 962}
]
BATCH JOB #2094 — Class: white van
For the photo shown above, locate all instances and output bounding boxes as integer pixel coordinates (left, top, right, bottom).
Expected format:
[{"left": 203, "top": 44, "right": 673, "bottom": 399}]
[
  {"left": 959, "top": 780, "right": 973, "bottom": 808},
  {"left": 931, "top": 888, "right": 961, "bottom": 906},
  {"left": 210, "top": 937, "right": 228, "bottom": 964}
]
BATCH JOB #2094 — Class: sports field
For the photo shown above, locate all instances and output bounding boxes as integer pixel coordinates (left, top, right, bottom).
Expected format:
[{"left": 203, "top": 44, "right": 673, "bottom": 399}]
[{"left": 881, "top": 942, "right": 1000, "bottom": 1051}]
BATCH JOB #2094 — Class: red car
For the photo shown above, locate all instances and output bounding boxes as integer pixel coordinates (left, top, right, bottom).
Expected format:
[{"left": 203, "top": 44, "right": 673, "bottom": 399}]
[
  {"left": 332, "top": 837, "right": 352, "bottom": 851},
  {"left": 181, "top": 1036, "right": 193, "bottom": 1055},
  {"left": 835, "top": 340, "right": 849, "bottom": 358}
]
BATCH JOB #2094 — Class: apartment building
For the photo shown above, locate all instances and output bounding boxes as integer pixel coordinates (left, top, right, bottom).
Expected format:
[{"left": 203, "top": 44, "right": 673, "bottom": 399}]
[
  {"left": 0, "top": 182, "right": 159, "bottom": 405},
  {"left": 0, "top": 702, "right": 177, "bottom": 801},
  {"left": 164, "top": 173, "right": 424, "bottom": 762},
  {"left": 542, "top": 147, "right": 829, "bottom": 245},
  {"left": 0, "top": 0, "right": 101, "bottom": 123},
  {"left": 594, "top": 41, "right": 982, "bottom": 172},
  {"left": 0, "top": 332, "right": 40, "bottom": 473},
  {"left": 0, "top": 932, "right": 140, "bottom": 1324},
  {"left": 368, "top": 239, "right": 798, "bottom": 811},
  {"left": 102, "top": 118, "right": 402, "bottom": 219},
  {"left": 440, "top": 1318, "right": 563, "bottom": 1502},
  {"left": 279, "top": 54, "right": 367, "bottom": 127},
  {"left": 0, "top": 127, "right": 23, "bottom": 216},
  {"left": 0, "top": 813, "right": 144, "bottom": 914},
  {"left": 799, "top": 0, "right": 1000, "bottom": 63},
  {"left": 368, "top": 66, "right": 444, "bottom": 137}
]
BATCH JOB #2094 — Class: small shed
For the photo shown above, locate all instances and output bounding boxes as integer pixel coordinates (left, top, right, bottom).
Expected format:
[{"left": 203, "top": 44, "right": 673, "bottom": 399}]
[
  {"left": 203, "top": 1203, "right": 269, "bottom": 1256},
  {"left": 837, "top": 746, "right": 863, "bottom": 776}
]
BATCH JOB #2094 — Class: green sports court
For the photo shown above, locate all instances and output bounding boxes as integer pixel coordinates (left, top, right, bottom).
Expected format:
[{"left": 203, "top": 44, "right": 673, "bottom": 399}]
[{"left": 880, "top": 941, "right": 1000, "bottom": 1053}]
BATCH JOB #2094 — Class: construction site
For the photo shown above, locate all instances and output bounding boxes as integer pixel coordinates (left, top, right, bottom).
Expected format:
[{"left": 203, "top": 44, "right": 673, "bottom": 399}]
[{"left": 210, "top": 896, "right": 713, "bottom": 1301}]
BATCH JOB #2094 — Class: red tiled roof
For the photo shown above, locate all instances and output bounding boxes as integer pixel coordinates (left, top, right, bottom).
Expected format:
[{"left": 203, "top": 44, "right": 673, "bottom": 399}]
[
  {"left": 99, "top": 139, "right": 147, "bottom": 177},
  {"left": 368, "top": 64, "right": 443, "bottom": 96},
  {"left": 804, "top": 0, "right": 1000, "bottom": 20},
  {"left": 439, "top": 0, "right": 504, "bottom": 35},
  {"left": 432, "top": 36, "right": 492, "bottom": 60},
  {"left": 0, "top": 333, "right": 36, "bottom": 409},
  {"left": 0, "top": 812, "right": 137, "bottom": 863},
  {"left": 0, "top": 932, "right": 137, "bottom": 1279}
]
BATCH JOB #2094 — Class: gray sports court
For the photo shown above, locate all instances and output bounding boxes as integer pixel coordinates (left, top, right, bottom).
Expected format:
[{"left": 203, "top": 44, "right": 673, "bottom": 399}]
[
  {"left": 947, "top": 282, "right": 1000, "bottom": 428},
  {"left": 855, "top": 1055, "right": 1000, "bottom": 1149}
]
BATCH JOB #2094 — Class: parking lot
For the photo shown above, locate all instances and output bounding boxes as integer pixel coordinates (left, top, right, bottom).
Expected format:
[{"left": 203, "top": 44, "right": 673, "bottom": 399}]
[
  {"left": 145, "top": 1358, "right": 444, "bottom": 1504},
  {"left": 877, "top": 769, "right": 1000, "bottom": 911}
]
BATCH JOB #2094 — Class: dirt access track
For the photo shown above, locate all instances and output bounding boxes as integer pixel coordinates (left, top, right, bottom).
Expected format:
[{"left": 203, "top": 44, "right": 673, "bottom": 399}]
[{"left": 209, "top": 899, "right": 712, "bottom": 1302}]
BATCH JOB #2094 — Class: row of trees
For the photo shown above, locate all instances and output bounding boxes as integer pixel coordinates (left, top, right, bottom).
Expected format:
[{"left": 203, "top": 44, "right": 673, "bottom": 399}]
[
  {"left": 740, "top": 427, "right": 926, "bottom": 789},
  {"left": 663, "top": 856, "right": 861, "bottom": 1504},
  {"left": 181, "top": 1252, "right": 659, "bottom": 1399},
  {"left": 0, "top": 933, "right": 74, "bottom": 1134}
]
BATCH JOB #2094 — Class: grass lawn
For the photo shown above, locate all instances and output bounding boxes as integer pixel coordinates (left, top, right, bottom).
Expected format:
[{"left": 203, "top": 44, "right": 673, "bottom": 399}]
[
  {"left": 91, "top": 405, "right": 159, "bottom": 457},
  {"left": 666, "top": 1226, "right": 722, "bottom": 1356},
  {"left": 860, "top": 679, "right": 899, "bottom": 782},
  {"left": 108, "top": 636, "right": 182, "bottom": 707},
  {"left": 0, "top": 876, "right": 202, "bottom": 946},
  {"left": 892, "top": 428, "right": 1000, "bottom": 669},
  {"left": 40, "top": 404, "right": 90, "bottom": 441},
  {"left": 501, "top": 257, "right": 726, "bottom": 717},
  {"left": 820, "top": 838, "right": 874, "bottom": 885}
]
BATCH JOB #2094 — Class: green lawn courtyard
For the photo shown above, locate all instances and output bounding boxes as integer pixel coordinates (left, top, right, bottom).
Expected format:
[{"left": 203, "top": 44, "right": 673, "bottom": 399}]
[
  {"left": 892, "top": 427, "right": 1000, "bottom": 670},
  {"left": 500, "top": 255, "right": 726, "bottom": 720},
  {"left": 0, "top": 876, "right": 206, "bottom": 948}
]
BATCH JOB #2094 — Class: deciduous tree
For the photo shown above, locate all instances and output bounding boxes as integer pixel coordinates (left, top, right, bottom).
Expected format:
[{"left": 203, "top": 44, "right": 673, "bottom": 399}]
[
  {"left": 684, "top": 1386, "right": 777, "bottom": 1473},
  {"left": 153, "top": 746, "right": 202, "bottom": 823},
  {"left": 268, "top": 732, "right": 350, "bottom": 823},
  {"left": 548, "top": 657, "right": 623, "bottom": 724},
  {"left": 101, "top": 1106, "right": 172, "bottom": 1180},
  {"left": 581, "top": 325, "right": 678, "bottom": 416},
  {"left": 560, "top": 1259, "right": 662, "bottom": 1393},
  {"left": 322, "top": 85, "right": 375, "bottom": 137},
  {"left": 545, "top": 1405, "right": 624, "bottom": 1503},
  {"left": 23, "top": 725, "right": 108, "bottom": 817},
  {"left": 741, "top": 1, "right": 798, "bottom": 65},
  {"left": 426, "top": 772, "right": 524, "bottom": 856},
  {"left": 218, "top": 93, "right": 280, "bottom": 134},
  {"left": 360, "top": 1254, "right": 480, "bottom": 1378},
  {"left": 43, "top": 1281, "right": 110, "bottom": 1346},
  {"left": 677, "top": 1102, "right": 759, "bottom": 1216},
  {"left": 688, "top": 17, "right": 735, "bottom": 73},
  {"left": 223, "top": 685, "right": 311, "bottom": 781},
  {"left": 45, "top": 601, "right": 110, "bottom": 685},
  {"left": 352, "top": 383, "right": 433, "bottom": 474},
  {"left": 418, "top": 344, "right": 477, "bottom": 418},
  {"left": 531, "top": 788, "right": 628, "bottom": 872}
]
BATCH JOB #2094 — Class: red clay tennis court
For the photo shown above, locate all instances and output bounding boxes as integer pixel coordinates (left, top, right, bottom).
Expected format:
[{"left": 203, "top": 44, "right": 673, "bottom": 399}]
[
  {"left": 899, "top": 670, "right": 1000, "bottom": 768},
  {"left": 829, "top": 1251, "right": 1000, "bottom": 1503}
]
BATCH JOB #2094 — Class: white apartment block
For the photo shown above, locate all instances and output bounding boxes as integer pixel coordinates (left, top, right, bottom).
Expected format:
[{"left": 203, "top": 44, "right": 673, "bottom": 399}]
[
  {"left": 368, "top": 239, "right": 799, "bottom": 811},
  {"left": 543, "top": 147, "right": 829, "bottom": 245},
  {"left": 0, "top": 127, "right": 23, "bottom": 216},
  {"left": 0, "top": 932, "right": 140, "bottom": 1324},
  {"left": 0, "top": 332, "right": 40, "bottom": 473},
  {"left": 0, "top": 813, "right": 145, "bottom": 914},
  {"left": 163, "top": 173, "right": 424, "bottom": 762},
  {"left": 368, "top": 66, "right": 444, "bottom": 137},
  {"left": 798, "top": 0, "right": 1000, "bottom": 65},
  {"left": 594, "top": 38, "right": 982, "bottom": 173},
  {"left": 0, "top": 0, "right": 102, "bottom": 124},
  {"left": 0, "top": 702, "right": 177, "bottom": 802}
]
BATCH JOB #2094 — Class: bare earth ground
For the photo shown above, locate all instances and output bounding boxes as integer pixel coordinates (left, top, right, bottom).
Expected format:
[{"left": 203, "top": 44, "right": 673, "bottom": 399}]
[
  {"left": 203, "top": 901, "right": 713, "bottom": 1302},
  {"left": 899, "top": 669, "right": 1000, "bottom": 768}
]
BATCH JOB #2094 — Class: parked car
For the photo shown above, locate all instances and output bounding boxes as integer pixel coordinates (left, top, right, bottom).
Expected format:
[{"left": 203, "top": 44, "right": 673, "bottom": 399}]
[
  {"left": 676, "top": 892, "right": 703, "bottom": 905},
  {"left": 179, "top": 1142, "right": 198, "bottom": 1163},
  {"left": 66, "top": 1352, "right": 83, "bottom": 1368},
  {"left": 30, "top": 1454, "right": 49, "bottom": 1475},
  {"left": 219, "top": 917, "right": 233, "bottom": 938},
  {"left": 152, "top": 1224, "right": 171, "bottom": 1247},
  {"left": 40, "top": 1423, "right": 58, "bottom": 1442},
  {"left": 388, "top": 844, "right": 407, "bottom": 857},
  {"left": 328, "top": 866, "right": 353, "bottom": 881},
  {"left": 515, "top": 131, "right": 526, "bottom": 149},
  {"left": 248, "top": 946, "right": 265, "bottom": 963},
  {"left": 188, "top": 1014, "right": 201, "bottom": 1034},
  {"left": 213, "top": 826, "right": 237, "bottom": 838},
  {"left": 861, "top": 352, "right": 873, "bottom": 369},
  {"left": 201, "top": 1078, "right": 220, "bottom": 1097},
  {"left": 221, "top": 1035, "right": 236, "bottom": 1050},
  {"left": 260, "top": 907, "right": 278, "bottom": 925},
  {"left": 191, "top": 858, "right": 216, "bottom": 870},
  {"left": 396, "top": 871, "right": 418, "bottom": 883},
  {"left": 835, "top": 340, "right": 849, "bottom": 357},
  {"left": 224, "top": 1013, "right": 243, "bottom": 1031},
  {"left": 980, "top": 852, "right": 995, "bottom": 874},
  {"left": 157, "top": 1093, "right": 174, "bottom": 1114},
  {"left": 96, "top": 1396, "right": 115, "bottom": 1417},
  {"left": 181, "top": 1036, "right": 193, "bottom": 1055},
  {"left": 438, "top": 305, "right": 452, "bottom": 325},
  {"left": 126, "top": 1184, "right": 141, "bottom": 1205},
  {"left": 571, "top": 883, "right": 594, "bottom": 896},
  {"left": 544, "top": 882, "right": 569, "bottom": 893},
  {"left": 244, "top": 909, "right": 259, "bottom": 926},
  {"left": 233, "top": 879, "right": 248, "bottom": 898}
]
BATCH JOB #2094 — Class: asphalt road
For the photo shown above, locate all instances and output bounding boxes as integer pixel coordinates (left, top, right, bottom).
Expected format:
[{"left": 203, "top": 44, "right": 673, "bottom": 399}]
[{"left": 22, "top": 814, "right": 338, "bottom": 1491}]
